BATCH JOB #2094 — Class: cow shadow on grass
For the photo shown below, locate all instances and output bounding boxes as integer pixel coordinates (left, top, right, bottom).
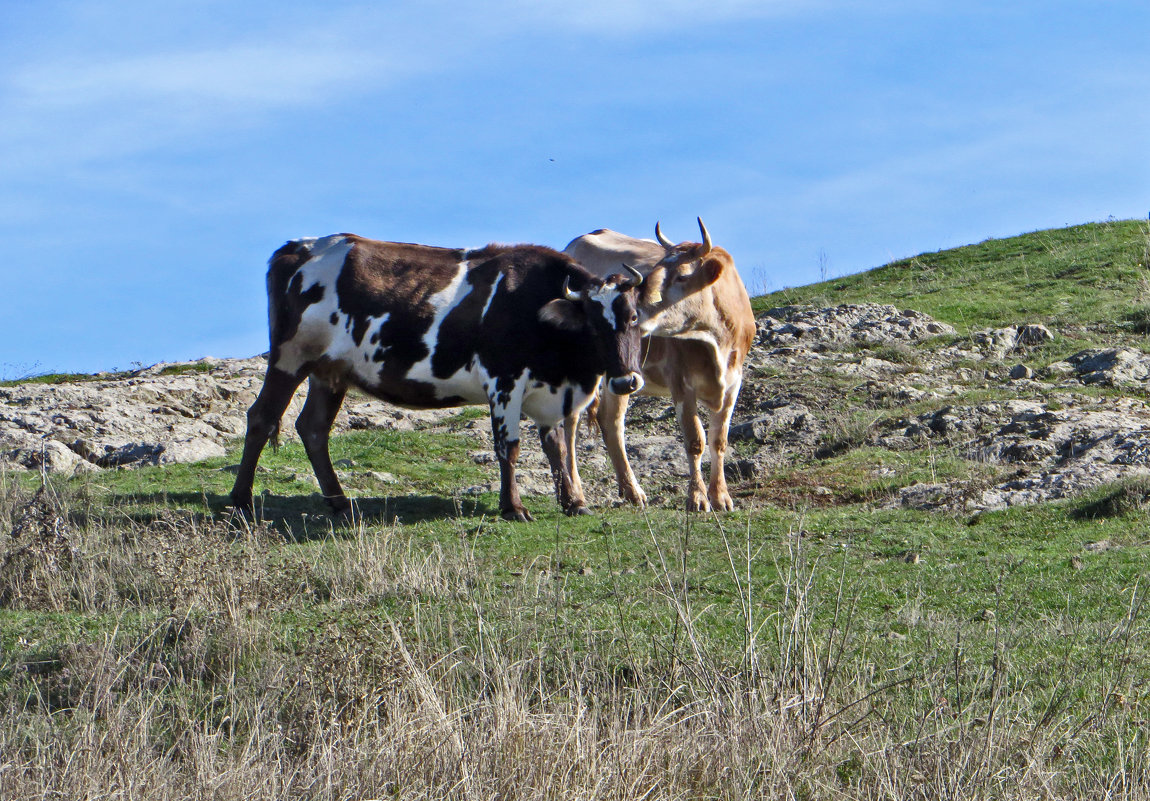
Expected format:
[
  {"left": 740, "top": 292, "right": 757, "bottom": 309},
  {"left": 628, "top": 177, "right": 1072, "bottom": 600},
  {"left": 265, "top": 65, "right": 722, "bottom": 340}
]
[{"left": 105, "top": 491, "right": 496, "bottom": 542}]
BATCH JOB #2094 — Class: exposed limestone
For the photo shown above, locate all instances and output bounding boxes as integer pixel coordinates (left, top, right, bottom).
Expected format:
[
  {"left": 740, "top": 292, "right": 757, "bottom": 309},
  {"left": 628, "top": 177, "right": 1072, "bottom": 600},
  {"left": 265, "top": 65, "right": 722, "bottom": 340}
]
[
  {"left": 1060, "top": 348, "right": 1150, "bottom": 387},
  {"left": 0, "top": 357, "right": 454, "bottom": 475},
  {"left": 757, "top": 304, "right": 956, "bottom": 348},
  {"left": 970, "top": 324, "right": 1054, "bottom": 358}
]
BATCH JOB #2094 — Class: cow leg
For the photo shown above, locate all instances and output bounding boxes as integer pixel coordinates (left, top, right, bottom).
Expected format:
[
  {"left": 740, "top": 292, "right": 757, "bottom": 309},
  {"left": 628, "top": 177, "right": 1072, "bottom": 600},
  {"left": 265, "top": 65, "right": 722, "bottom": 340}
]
[
  {"left": 541, "top": 425, "right": 592, "bottom": 516},
  {"left": 230, "top": 366, "right": 304, "bottom": 512},
  {"left": 705, "top": 376, "right": 741, "bottom": 512},
  {"left": 295, "top": 376, "right": 350, "bottom": 516},
  {"left": 597, "top": 389, "right": 647, "bottom": 507},
  {"left": 673, "top": 386, "right": 710, "bottom": 513},
  {"left": 490, "top": 386, "right": 532, "bottom": 522},
  {"left": 562, "top": 412, "right": 587, "bottom": 509}
]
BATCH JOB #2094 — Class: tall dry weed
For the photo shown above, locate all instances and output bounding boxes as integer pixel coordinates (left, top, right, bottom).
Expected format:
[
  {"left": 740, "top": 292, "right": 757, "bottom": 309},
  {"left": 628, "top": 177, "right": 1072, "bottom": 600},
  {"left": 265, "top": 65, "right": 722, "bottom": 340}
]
[{"left": 3, "top": 485, "right": 1150, "bottom": 799}]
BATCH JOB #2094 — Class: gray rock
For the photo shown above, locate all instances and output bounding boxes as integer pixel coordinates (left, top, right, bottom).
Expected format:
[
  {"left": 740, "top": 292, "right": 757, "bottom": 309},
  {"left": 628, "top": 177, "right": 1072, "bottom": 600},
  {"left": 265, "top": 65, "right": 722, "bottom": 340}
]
[
  {"left": 729, "top": 405, "right": 814, "bottom": 444},
  {"left": 758, "top": 304, "right": 956, "bottom": 348},
  {"left": 1009, "top": 364, "right": 1034, "bottom": 380},
  {"left": 971, "top": 324, "right": 1054, "bottom": 358},
  {"left": 0, "top": 356, "right": 470, "bottom": 474},
  {"left": 1063, "top": 349, "right": 1150, "bottom": 386}
]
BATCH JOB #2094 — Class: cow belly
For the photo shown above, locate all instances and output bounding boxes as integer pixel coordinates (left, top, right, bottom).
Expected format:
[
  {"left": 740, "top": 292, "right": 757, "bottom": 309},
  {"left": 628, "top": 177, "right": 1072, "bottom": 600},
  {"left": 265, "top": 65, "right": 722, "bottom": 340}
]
[
  {"left": 357, "top": 366, "right": 488, "bottom": 409},
  {"left": 638, "top": 338, "right": 730, "bottom": 410},
  {"left": 523, "top": 380, "right": 592, "bottom": 426}
]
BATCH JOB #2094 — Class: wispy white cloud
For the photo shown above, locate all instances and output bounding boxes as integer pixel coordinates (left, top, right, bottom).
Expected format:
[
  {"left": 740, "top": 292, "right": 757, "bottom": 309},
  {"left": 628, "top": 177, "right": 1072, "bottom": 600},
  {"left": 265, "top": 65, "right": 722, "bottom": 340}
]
[
  {"left": 500, "top": 0, "right": 816, "bottom": 30},
  {"left": 13, "top": 43, "right": 388, "bottom": 110},
  {"left": 0, "top": 20, "right": 425, "bottom": 177}
]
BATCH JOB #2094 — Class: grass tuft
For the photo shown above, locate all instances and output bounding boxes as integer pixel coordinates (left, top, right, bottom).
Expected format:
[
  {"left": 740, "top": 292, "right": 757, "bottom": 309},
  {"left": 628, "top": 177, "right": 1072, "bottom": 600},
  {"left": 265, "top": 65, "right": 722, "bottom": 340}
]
[{"left": 1072, "top": 475, "right": 1150, "bottom": 519}]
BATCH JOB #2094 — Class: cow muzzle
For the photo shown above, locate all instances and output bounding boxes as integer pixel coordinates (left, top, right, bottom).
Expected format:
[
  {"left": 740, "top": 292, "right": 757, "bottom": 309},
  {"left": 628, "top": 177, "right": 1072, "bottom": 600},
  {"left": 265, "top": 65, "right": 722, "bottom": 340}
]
[{"left": 608, "top": 371, "right": 644, "bottom": 396}]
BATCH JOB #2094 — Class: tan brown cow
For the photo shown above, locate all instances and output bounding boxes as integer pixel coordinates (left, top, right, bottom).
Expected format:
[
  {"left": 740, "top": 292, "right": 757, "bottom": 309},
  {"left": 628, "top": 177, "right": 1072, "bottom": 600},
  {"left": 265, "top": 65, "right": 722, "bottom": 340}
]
[{"left": 563, "top": 219, "right": 755, "bottom": 511}]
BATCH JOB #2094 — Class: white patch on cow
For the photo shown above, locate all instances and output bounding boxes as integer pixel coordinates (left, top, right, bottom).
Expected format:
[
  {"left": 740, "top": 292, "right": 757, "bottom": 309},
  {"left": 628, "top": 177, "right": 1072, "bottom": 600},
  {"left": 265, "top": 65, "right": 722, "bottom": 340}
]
[
  {"left": 486, "top": 368, "right": 528, "bottom": 457},
  {"left": 480, "top": 273, "right": 503, "bottom": 321},
  {"left": 273, "top": 235, "right": 354, "bottom": 375},
  {"left": 344, "top": 312, "right": 392, "bottom": 385},
  {"left": 401, "top": 261, "right": 487, "bottom": 400},
  {"left": 522, "top": 375, "right": 595, "bottom": 425},
  {"left": 586, "top": 282, "right": 626, "bottom": 330}
]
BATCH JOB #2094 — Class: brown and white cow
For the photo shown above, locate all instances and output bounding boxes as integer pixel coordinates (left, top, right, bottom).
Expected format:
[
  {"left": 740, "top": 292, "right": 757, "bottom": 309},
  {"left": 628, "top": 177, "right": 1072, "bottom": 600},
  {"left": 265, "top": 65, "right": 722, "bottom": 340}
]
[
  {"left": 230, "top": 234, "right": 645, "bottom": 522},
  {"left": 563, "top": 219, "right": 755, "bottom": 512}
]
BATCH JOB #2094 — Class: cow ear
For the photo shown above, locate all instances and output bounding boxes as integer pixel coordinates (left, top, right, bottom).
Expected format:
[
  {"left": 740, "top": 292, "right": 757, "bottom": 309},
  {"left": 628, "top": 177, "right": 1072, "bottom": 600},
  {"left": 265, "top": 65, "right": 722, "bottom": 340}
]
[
  {"left": 699, "top": 256, "right": 723, "bottom": 287},
  {"left": 640, "top": 268, "right": 664, "bottom": 306},
  {"left": 538, "top": 299, "right": 586, "bottom": 331}
]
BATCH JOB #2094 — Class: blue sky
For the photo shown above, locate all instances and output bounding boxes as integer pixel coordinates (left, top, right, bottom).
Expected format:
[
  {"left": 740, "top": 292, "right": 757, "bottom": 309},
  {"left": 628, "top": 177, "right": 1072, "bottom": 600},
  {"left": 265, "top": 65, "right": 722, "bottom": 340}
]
[{"left": 1, "top": 0, "right": 1147, "bottom": 376}]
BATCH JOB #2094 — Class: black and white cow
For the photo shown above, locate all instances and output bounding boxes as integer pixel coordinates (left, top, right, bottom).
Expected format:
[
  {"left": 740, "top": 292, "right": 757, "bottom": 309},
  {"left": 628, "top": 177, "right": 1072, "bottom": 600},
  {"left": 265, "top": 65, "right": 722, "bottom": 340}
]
[{"left": 229, "top": 233, "right": 645, "bottom": 521}]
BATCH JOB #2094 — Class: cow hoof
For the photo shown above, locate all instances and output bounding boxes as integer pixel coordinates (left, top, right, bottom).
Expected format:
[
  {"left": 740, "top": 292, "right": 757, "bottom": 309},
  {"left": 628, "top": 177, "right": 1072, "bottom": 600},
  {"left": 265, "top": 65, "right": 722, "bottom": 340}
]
[
  {"left": 619, "top": 486, "right": 647, "bottom": 508},
  {"left": 710, "top": 496, "right": 735, "bottom": 512},
  {"left": 325, "top": 496, "right": 353, "bottom": 518},
  {"left": 565, "top": 504, "right": 593, "bottom": 517},
  {"left": 229, "top": 493, "right": 255, "bottom": 516},
  {"left": 502, "top": 507, "right": 534, "bottom": 523},
  {"left": 686, "top": 497, "right": 712, "bottom": 513}
]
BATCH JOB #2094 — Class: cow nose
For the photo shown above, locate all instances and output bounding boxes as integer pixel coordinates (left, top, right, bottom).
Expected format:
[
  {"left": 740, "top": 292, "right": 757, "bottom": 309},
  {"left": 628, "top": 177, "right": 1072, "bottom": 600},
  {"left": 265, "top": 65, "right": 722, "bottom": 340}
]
[{"left": 608, "top": 372, "right": 644, "bottom": 395}]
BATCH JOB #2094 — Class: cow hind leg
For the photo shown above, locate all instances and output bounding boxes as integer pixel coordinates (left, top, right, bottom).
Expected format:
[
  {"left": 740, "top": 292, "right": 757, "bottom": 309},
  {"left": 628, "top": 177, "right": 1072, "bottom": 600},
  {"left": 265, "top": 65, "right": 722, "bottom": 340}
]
[
  {"left": 541, "top": 425, "right": 591, "bottom": 516},
  {"left": 295, "top": 376, "right": 350, "bottom": 516},
  {"left": 231, "top": 367, "right": 304, "bottom": 513}
]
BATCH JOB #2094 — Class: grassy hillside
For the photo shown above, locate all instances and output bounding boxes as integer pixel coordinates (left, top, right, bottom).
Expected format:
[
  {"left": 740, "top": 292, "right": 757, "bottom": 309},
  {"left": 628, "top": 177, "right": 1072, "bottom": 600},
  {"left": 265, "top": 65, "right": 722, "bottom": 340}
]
[
  {"left": 758, "top": 218, "right": 1150, "bottom": 336},
  {"left": 5, "top": 220, "right": 1150, "bottom": 799}
]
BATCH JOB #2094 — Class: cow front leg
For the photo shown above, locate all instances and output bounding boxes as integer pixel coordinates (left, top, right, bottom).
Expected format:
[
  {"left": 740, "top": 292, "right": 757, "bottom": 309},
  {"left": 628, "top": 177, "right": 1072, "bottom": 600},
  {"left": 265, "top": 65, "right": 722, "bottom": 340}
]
[
  {"left": 295, "top": 376, "right": 350, "bottom": 516},
  {"left": 230, "top": 366, "right": 304, "bottom": 513},
  {"left": 597, "top": 389, "right": 647, "bottom": 507},
  {"left": 673, "top": 387, "right": 710, "bottom": 513},
  {"left": 541, "top": 425, "right": 591, "bottom": 516},
  {"left": 490, "top": 391, "right": 531, "bottom": 522},
  {"left": 705, "top": 377, "right": 741, "bottom": 512}
]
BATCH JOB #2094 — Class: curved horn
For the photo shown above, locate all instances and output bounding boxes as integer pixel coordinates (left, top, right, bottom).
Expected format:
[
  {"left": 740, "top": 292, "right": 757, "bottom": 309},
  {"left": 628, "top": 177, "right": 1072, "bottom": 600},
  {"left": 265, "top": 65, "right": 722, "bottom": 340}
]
[
  {"left": 697, "top": 217, "right": 712, "bottom": 255},
  {"left": 655, "top": 221, "right": 674, "bottom": 249},
  {"left": 562, "top": 276, "right": 584, "bottom": 302},
  {"left": 622, "top": 263, "right": 643, "bottom": 287}
]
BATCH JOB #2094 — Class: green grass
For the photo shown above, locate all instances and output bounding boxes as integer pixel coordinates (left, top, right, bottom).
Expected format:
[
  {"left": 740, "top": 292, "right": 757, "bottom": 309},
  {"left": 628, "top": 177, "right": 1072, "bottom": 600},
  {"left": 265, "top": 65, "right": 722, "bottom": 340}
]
[
  {"left": 7, "top": 221, "right": 1150, "bottom": 796},
  {"left": 0, "top": 360, "right": 218, "bottom": 387},
  {"left": 5, "top": 422, "right": 1150, "bottom": 797},
  {"left": 758, "top": 219, "right": 1150, "bottom": 338}
]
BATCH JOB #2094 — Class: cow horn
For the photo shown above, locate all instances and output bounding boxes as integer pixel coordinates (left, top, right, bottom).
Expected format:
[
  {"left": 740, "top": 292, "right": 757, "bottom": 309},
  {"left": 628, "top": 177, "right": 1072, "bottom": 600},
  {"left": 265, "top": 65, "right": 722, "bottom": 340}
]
[
  {"left": 655, "top": 221, "right": 674, "bottom": 249},
  {"left": 562, "top": 276, "right": 584, "bottom": 302},
  {"left": 622, "top": 263, "right": 643, "bottom": 287},
  {"left": 697, "top": 217, "right": 712, "bottom": 255}
]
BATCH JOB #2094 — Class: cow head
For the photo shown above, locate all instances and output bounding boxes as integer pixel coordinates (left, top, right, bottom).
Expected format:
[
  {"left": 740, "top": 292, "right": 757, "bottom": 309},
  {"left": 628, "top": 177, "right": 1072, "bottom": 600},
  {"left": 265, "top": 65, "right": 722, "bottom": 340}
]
[
  {"left": 637, "top": 217, "right": 729, "bottom": 336},
  {"left": 539, "top": 267, "right": 645, "bottom": 395}
]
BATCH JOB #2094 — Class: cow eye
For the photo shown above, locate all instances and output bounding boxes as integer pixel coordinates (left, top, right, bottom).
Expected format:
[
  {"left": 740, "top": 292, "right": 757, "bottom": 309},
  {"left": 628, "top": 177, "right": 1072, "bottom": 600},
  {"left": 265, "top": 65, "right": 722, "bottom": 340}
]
[{"left": 630, "top": 313, "right": 639, "bottom": 326}]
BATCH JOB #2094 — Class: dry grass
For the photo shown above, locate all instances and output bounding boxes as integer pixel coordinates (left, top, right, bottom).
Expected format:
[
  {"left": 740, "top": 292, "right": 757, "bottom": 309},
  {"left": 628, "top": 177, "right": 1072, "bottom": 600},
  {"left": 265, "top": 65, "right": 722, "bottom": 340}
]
[{"left": 3, "top": 479, "right": 1150, "bottom": 799}]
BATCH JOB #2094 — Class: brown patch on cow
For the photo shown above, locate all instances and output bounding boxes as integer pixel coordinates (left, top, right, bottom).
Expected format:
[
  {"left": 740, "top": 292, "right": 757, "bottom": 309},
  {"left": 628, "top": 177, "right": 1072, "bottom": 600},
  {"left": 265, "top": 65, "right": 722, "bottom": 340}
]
[{"left": 337, "top": 237, "right": 465, "bottom": 348}]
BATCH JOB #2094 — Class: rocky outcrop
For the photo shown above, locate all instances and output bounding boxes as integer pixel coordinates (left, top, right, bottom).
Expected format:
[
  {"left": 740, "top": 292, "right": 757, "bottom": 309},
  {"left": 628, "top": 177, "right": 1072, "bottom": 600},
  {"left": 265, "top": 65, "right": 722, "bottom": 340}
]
[
  {"left": 1057, "top": 348, "right": 1150, "bottom": 386},
  {"left": 970, "top": 324, "right": 1054, "bottom": 358},
  {"left": 758, "top": 304, "right": 956, "bottom": 348},
  {"left": 7, "top": 303, "right": 1150, "bottom": 516},
  {"left": 0, "top": 357, "right": 453, "bottom": 476}
]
